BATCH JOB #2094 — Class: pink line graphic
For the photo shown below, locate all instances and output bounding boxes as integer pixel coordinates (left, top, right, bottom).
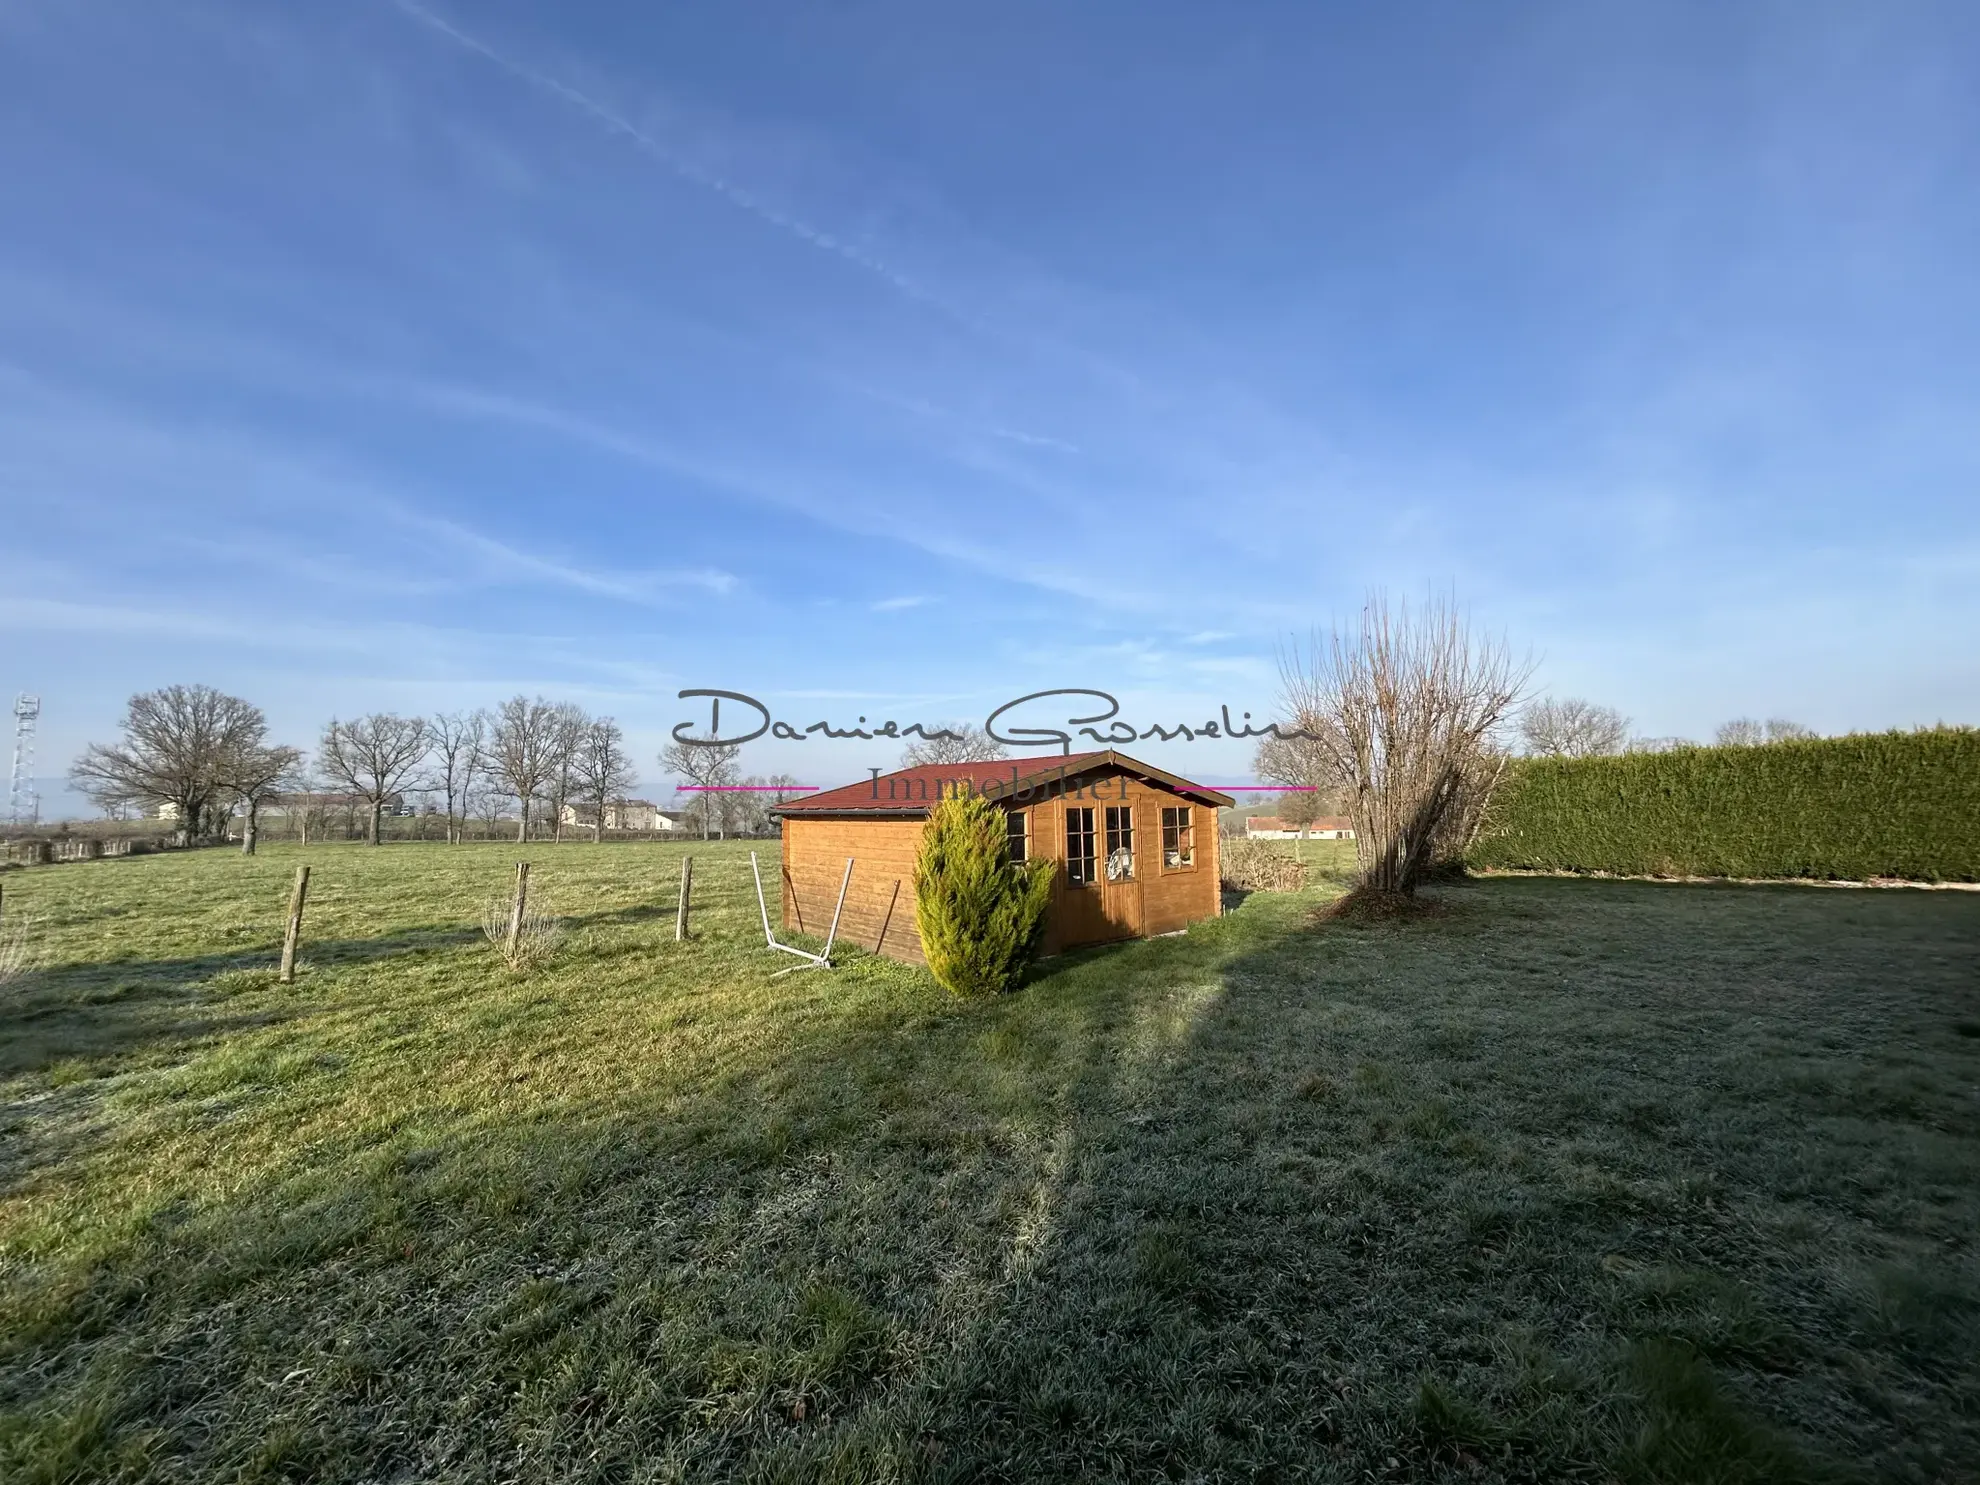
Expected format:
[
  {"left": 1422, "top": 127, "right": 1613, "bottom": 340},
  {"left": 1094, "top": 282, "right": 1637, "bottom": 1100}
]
[
  {"left": 676, "top": 783, "right": 1308, "bottom": 793},
  {"left": 677, "top": 785, "right": 819, "bottom": 792}
]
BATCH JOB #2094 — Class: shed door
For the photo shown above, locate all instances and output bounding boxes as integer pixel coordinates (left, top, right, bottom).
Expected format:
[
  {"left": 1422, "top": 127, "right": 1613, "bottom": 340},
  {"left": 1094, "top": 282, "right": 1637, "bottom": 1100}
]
[
  {"left": 1059, "top": 806, "right": 1117, "bottom": 945},
  {"left": 1098, "top": 803, "right": 1143, "bottom": 938}
]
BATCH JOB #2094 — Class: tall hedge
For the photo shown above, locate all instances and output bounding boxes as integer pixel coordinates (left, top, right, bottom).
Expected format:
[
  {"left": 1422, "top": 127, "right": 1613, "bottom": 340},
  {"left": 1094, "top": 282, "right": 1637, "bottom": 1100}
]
[
  {"left": 1468, "top": 728, "right": 1980, "bottom": 882},
  {"left": 914, "top": 793, "right": 1057, "bottom": 994}
]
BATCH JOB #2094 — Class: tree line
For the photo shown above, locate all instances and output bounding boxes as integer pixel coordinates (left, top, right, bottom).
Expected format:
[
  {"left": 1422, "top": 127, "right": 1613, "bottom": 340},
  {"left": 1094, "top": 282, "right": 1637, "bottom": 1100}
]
[{"left": 68, "top": 685, "right": 801, "bottom": 852}]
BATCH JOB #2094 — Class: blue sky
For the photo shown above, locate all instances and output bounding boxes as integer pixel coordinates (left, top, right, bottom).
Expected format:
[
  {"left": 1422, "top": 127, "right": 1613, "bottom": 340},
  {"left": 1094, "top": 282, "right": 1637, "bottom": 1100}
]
[{"left": 4, "top": 0, "right": 1977, "bottom": 810}]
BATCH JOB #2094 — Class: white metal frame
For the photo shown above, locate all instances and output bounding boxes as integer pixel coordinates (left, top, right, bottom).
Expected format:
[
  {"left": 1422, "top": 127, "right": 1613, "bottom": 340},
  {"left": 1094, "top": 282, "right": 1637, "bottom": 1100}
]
[{"left": 751, "top": 851, "right": 853, "bottom": 975}]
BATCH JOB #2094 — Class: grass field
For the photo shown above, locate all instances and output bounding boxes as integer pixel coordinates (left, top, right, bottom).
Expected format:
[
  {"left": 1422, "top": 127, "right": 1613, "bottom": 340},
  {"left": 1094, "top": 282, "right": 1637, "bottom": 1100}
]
[{"left": 1, "top": 841, "right": 1976, "bottom": 1483}]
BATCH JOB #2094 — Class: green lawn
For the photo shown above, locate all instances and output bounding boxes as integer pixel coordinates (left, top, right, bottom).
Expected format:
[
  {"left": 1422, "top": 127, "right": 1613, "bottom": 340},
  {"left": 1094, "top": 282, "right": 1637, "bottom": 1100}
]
[{"left": 1, "top": 842, "right": 1976, "bottom": 1483}]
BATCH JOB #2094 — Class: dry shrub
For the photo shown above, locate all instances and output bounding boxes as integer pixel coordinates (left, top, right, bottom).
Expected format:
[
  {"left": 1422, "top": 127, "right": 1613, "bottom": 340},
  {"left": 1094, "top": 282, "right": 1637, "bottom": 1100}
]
[
  {"left": 1219, "top": 839, "right": 1310, "bottom": 893},
  {"left": 481, "top": 893, "right": 565, "bottom": 972},
  {"left": 1280, "top": 593, "right": 1528, "bottom": 896}
]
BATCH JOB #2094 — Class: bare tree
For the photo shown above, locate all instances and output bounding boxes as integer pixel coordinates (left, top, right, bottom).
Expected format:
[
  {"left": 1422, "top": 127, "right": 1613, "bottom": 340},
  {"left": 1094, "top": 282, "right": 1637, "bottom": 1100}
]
[
  {"left": 1254, "top": 724, "right": 1349, "bottom": 820},
  {"left": 70, "top": 685, "right": 271, "bottom": 844},
  {"left": 1277, "top": 788, "right": 1325, "bottom": 830},
  {"left": 899, "top": 724, "right": 1009, "bottom": 768},
  {"left": 729, "top": 772, "right": 805, "bottom": 836},
  {"left": 571, "top": 717, "right": 638, "bottom": 842},
  {"left": 1278, "top": 594, "right": 1530, "bottom": 898},
  {"left": 425, "top": 710, "right": 486, "bottom": 845},
  {"left": 660, "top": 736, "right": 741, "bottom": 840},
  {"left": 1627, "top": 736, "right": 1696, "bottom": 754},
  {"left": 1520, "top": 697, "right": 1630, "bottom": 758},
  {"left": 1716, "top": 717, "right": 1815, "bottom": 747},
  {"left": 545, "top": 704, "right": 588, "bottom": 842},
  {"left": 220, "top": 743, "right": 305, "bottom": 855},
  {"left": 488, "top": 696, "right": 570, "bottom": 843},
  {"left": 318, "top": 714, "right": 429, "bottom": 845},
  {"left": 470, "top": 775, "right": 506, "bottom": 839}
]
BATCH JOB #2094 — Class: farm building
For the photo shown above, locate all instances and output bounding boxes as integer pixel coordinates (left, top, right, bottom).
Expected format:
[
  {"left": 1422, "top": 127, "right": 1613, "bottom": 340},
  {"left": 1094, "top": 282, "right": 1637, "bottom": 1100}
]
[
  {"left": 559, "top": 799, "right": 683, "bottom": 831},
  {"left": 771, "top": 750, "right": 1235, "bottom": 964},
  {"left": 1245, "top": 814, "right": 1355, "bottom": 840}
]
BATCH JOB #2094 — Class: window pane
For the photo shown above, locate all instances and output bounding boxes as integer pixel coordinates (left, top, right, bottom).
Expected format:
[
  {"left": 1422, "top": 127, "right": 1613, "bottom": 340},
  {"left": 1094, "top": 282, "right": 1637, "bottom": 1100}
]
[
  {"left": 1006, "top": 810, "right": 1027, "bottom": 865},
  {"left": 1065, "top": 806, "right": 1096, "bottom": 886},
  {"left": 1162, "top": 806, "right": 1194, "bottom": 867},
  {"left": 1105, "top": 806, "right": 1134, "bottom": 880}
]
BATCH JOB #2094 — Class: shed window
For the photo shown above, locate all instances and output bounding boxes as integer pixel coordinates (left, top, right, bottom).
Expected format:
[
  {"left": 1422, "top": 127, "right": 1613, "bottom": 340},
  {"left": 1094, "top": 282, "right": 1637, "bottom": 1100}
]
[
  {"left": 1162, "top": 806, "right": 1194, "bottom": 868},
  {"left": 1006, "top": 810, "right": 1028, "bottom": 865},
  {"left": 1065, "top": 807, "right": 1096, "bottom": 886},
  {"left": 1104, "top": 805, "right": 1134, "bottom": 880}
]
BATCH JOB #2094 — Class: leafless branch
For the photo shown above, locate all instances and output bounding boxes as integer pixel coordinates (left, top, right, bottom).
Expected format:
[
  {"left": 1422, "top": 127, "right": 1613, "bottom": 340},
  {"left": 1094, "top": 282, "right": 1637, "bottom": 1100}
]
[
  {"left": 1520, "top": 697, "right": 1630, "bottom": 758},
  {"left": 1278, "top": 594, "right": 1531, "bottom": 897}
]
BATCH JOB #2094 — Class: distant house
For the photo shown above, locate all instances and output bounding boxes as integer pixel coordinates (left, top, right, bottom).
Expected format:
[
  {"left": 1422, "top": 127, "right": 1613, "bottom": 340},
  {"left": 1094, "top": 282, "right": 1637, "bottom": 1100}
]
[
  {"left": 558, "top": 799, "right": 681, "bottom": 831},
  {"left": 1246, "top": 814, "right": 1355, "bottom": 840}
]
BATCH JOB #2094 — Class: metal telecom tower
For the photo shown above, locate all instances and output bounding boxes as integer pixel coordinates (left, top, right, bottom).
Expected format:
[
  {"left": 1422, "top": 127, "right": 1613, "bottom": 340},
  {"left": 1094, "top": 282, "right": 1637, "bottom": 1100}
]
[{"left": 9, "top": 694, "right": 39, "bottom": 827}]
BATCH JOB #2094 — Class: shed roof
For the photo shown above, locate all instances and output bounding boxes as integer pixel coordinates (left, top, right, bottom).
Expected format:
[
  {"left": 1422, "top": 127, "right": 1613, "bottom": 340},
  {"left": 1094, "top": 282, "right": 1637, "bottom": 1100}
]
[{"left": 773, "top": 749, "right": 1235, "bottom": 818}]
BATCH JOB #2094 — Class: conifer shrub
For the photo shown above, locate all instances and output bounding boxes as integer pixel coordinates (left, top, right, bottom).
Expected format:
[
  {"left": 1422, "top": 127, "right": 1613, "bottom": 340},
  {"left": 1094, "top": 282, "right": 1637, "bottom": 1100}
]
[{"left": 913, "top": 791, "right": 1056, "bottom": 994}]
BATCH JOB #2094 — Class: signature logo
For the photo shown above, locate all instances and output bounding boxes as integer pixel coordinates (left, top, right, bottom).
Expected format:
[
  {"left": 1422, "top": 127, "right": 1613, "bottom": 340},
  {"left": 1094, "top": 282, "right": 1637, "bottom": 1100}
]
[{"left": 669, "top": 689, "right": 1321, "bottom": 753}]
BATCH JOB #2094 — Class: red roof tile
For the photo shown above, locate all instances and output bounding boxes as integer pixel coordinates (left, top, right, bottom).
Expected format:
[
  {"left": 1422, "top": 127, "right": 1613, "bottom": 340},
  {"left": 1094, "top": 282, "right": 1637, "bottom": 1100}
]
[{"left": 774, "top": 750, "right": 1232, "bottom": 816}]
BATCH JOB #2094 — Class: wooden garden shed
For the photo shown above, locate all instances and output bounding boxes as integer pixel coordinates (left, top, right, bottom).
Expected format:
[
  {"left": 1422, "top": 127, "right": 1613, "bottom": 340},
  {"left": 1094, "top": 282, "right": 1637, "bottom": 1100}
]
[{"left": 771, "top": 750, "right": 1233, "bottom": 965}]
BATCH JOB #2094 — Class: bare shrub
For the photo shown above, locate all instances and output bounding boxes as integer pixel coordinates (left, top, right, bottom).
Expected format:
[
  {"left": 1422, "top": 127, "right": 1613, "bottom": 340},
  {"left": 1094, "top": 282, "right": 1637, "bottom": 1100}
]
[
  {"left": 1219, "top": 839, "right": 1310, "bottom": 893},
  {"left": 1279, "top": 594, "right": 1529, "bottom": 898},
  {"left": 481, "top": 894, "right": 565, "bottom": 972}
]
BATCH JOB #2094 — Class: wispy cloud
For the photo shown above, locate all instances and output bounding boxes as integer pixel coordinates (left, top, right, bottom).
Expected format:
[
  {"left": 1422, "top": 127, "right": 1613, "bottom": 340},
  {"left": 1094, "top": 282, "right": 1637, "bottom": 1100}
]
[
  {"left": 0, "top": 595, "right": 430, "bottom": 654},
  {"left": 385, "top": 0, "right": 961, "bottom": 321},
  {"left": 870, "top": 594, "right": 930, "bottom": 612},
  {"left": 990, "top": 426, "right": 1081, "bottom": 454},
  {"left": 388, "top": 506, "right": 739, "bottom": 603}
]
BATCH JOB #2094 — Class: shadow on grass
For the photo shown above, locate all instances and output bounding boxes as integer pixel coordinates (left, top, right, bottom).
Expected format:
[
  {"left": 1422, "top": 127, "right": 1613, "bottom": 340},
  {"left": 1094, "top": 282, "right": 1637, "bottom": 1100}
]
[
  {"left": 0, "top": 925, "right": 481, "bottom": 1077},
  {"left": 3, "top": 880, "right": 1975, "bottom": 1482}
]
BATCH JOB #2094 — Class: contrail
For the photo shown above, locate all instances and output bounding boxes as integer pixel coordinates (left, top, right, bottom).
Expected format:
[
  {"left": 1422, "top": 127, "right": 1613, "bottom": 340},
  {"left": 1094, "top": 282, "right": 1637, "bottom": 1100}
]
[{"left": 385, "top": 0, "right": 957, "bottom": 316}]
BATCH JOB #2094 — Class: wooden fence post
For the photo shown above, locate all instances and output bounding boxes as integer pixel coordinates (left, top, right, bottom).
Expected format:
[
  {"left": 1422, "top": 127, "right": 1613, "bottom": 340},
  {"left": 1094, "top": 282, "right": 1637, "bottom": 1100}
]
[
  {"left": 278, "top": 866, "right": 310, "bottom": 984},
  {"left": 676, "top": 856, "right": 693, "bottom": 941},
  {"left": 507, "top": 862, "right": 531, "bottom": 959}
]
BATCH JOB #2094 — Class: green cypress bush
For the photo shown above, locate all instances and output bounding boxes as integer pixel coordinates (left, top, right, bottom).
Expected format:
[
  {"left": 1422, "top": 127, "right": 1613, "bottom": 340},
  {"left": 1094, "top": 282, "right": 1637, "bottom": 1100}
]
[
  {"left": 913, "top": 791, "right": 1057, "bottom": 994},
  {"left": 1469, "top": 728, "right": 1980, "bottom": 881}
]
